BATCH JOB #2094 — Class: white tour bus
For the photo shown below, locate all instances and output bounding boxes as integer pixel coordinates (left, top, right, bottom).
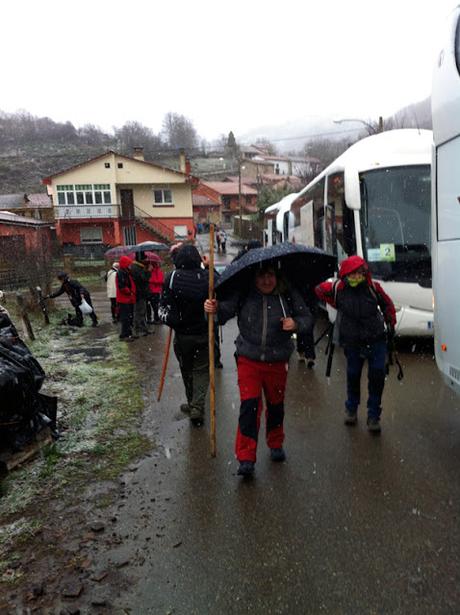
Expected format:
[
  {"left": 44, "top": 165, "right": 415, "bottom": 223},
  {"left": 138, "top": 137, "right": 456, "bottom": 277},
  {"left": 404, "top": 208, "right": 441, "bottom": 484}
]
[
  {"left": 431, "top": 4, "right": 460, "bottom": 395},
  {"left": 285, "top": 129, "right": 433, "bottom": 336},
  {"left": 264, "top": 192, "right": 298, "bottom": 246}
]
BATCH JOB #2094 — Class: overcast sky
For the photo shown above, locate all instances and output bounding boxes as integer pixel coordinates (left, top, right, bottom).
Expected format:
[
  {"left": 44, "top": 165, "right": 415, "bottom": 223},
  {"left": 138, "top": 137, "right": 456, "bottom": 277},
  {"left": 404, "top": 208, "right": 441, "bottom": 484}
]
[{"left": 1, "top": 0, "right": 457, "bottom": 141}]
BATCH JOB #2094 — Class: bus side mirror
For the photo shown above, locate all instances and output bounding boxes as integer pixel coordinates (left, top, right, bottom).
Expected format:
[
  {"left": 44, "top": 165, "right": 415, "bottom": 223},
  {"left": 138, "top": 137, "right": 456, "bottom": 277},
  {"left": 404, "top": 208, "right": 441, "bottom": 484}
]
[{"left": 344, "top": 167, "right": 360, "bottom": 210}]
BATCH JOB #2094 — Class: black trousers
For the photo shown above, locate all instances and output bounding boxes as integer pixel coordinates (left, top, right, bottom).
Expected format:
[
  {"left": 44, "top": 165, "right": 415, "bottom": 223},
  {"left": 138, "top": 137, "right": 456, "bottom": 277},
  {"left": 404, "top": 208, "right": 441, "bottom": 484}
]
[
  {"left": 147, "top": 293, "right": 160, "bottom": 322},
  {"left": 173, "top": 332, "right": 209, "bottom": 419},
  {"left": 110, "top": 297, "right": 118, "bottom": 321},
  {"left": 118, "top": 303, "right": 134, "bottom": 338},
  {"left": 74, "top": 292, "right": 98, "bottom": 326}
]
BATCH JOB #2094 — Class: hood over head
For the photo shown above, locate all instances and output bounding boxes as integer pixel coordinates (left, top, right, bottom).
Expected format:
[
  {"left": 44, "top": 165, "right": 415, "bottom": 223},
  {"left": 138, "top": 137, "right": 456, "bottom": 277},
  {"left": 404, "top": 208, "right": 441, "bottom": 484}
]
[
  {"left": 119, "top": 255, "right": 133, "bottom": 269},
  {"left": 174, "top": 244, "right": 202, "bottom": 270},
  {"left": 57, "top": 271, "right": 69, "bottom": 281},
  {"left": 338, "top": 256, "right": 369, "bottom": 279}
]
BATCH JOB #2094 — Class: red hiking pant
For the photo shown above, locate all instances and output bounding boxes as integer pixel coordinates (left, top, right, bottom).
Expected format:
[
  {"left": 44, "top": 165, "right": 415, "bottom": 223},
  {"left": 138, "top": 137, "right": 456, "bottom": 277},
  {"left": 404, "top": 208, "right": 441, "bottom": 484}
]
[{"left": 235, "top": 355, "right": 288, "bottom": 462}]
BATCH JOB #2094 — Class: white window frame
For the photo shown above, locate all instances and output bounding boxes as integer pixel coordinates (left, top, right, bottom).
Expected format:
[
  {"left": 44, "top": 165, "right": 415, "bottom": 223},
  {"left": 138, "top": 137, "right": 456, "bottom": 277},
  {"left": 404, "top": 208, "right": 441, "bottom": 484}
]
[
  {"left": 80, "top": 226, "right": 103, "bottom": 244},
  {"left": 57, "top": 184, "right": 112, "bottom": 206},
  {"left": 153, "top": 187, "right": 173, "bottom": 205}
]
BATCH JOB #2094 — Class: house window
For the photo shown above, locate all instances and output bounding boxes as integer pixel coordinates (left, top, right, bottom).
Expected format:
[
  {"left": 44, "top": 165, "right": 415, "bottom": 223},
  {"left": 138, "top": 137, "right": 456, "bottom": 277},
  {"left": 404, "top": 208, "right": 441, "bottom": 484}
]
[
  {"left": 154, "top": 188, "right": 173, "bottom": 205},
  {"left": 105, "top": 163, "right": 110, "bottom": 168},
  {"left": 118, "top": 163, "right": 123, "bottom": 168},
  {"left": 56, "top": 184, "right": 111, "bottom": 206},
  {"left": 80, "top": 226, "right": 103, "bottom": 244},
  {"left": 174, "top": 225, "right": 188, "bottom": 239}
]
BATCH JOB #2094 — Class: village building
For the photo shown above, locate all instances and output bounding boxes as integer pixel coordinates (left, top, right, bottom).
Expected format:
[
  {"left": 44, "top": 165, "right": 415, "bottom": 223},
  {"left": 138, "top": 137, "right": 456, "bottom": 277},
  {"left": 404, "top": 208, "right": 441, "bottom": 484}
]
[
  {"left": 193, "top": 181, "right": 258, "bottom": 225},
  {"left": 0, "top": 211, "right": 54, "bottom": 285},
  {"left": 0, "top": 193, "right": 53, "bottom": 221},
  {"left": 192, "top": 192, "right": 221, "bottom": 227},
  {"left": 42, "top": 148, "right": 195, "bottom": 255}
]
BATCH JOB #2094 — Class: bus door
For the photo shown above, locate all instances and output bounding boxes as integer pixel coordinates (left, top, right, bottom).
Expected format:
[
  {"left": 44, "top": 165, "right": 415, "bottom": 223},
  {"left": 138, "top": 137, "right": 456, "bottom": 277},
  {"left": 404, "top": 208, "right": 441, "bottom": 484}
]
[
  {"left": 326, "top": 172, "right": 355, "bottom": 262},
  {"left": 324, "top": 203, "right": 337, "bottom": 255},
  {"left": 300, "top": 201, "right": 315, "bottom": 246},
  {"left": 266, "top": 219, "right": 274, "bottom": 246},
  {"left": 283, "top": 211, "right": 290, "bottom": 241}
]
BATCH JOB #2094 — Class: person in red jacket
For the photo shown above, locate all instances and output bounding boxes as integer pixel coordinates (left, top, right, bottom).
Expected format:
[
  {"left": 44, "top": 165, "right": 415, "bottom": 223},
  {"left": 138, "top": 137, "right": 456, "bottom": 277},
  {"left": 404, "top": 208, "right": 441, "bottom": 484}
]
[
  {"left": 147, "top": 261, "right": 164, "bottom": 324},
  {"left": 116, "top": 256, "right": 136, "bottom": 341},
  {"left": 315, "top": 255, "right": 396, "bottom": 433}
]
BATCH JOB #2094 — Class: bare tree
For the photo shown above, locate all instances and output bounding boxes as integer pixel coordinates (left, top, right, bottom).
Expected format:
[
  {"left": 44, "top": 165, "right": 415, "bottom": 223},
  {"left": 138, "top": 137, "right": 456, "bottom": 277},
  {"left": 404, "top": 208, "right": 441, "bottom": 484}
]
[
  {"left": 162, "top": 112, "right": 198, "bottom": 150},
  {"left": 114, "top": 121, "right": 164, "bottom": 157}
]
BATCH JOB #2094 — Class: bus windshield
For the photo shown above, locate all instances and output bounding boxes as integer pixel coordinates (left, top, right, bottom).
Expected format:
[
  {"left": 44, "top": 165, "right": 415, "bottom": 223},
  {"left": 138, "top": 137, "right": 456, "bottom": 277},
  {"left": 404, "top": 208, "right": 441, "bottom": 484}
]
[{"left": 360, "top": 165, "right": 431, "bottom": 286}]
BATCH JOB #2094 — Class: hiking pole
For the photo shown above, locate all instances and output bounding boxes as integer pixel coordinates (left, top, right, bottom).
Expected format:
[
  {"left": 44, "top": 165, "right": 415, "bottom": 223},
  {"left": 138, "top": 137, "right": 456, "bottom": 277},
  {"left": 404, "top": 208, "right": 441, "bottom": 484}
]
[
  {"left": 208, "top": 223, "right": 217, "bottom": 457},
  {"left": 157, "top": 328, "right": 172, "bottom": 402},
  {"left": 314, "top": 322, "right": 333, "bottom": 347},
  {"left": 36, "top": 286, "right": 50, "bottom": 325},
  {"left": 325, "top": 323, "right": 335, "bottom": 382}
]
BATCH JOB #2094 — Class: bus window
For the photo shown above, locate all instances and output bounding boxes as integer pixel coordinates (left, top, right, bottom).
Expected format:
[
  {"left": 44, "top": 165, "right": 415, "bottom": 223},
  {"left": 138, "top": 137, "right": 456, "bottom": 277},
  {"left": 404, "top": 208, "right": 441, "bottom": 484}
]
[
  {"left": 360, "top": 165, "right": 431, "bottom": 285},
  {"left": 291, "top": 178, "right": 325, "bottom": 248},
  {"left": 326, "top": 172, "right": 356, "bottom": 260}
]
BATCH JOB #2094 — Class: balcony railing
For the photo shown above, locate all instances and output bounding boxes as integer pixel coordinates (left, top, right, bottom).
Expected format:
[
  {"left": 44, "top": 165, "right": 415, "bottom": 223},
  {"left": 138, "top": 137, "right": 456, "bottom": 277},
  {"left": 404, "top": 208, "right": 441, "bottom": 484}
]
[{"left": 54, "top": 204, "right": 120, "bottom": 219}]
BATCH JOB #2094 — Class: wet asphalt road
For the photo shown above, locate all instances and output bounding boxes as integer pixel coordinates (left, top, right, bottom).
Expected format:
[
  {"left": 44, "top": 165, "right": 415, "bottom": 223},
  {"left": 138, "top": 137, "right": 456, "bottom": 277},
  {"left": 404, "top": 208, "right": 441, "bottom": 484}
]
[
  {"left": 104, "top": 319, "right": 460, "bottom": 615},
  {"left": 78, "top": 237, "right": 460, "bottom": 614}
]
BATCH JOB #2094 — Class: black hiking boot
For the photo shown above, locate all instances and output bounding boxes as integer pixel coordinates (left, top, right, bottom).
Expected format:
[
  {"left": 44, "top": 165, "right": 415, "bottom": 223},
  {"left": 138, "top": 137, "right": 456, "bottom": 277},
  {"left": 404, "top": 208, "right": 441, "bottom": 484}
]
[
  {"left": 367, "top": 417, "right": 381, "bottom": 433},
  {"left": 270, "top": 448, "right": 286, "bottom": 462},
  {"left": 344, "top": 410, "right": 358, "bottom": 425},
  {"left": 237, "top": 461, "right": 255, "bottom": 477}
]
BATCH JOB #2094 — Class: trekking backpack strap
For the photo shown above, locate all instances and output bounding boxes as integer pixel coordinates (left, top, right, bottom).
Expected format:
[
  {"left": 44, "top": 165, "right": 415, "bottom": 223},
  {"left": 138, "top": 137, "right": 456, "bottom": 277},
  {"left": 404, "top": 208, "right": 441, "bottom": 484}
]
[
  {"left": 332, "top": 279, "right": 340, "bottom": 307},
  {"left": 169, "top": 269, "right": 176, "bottom": 290}
]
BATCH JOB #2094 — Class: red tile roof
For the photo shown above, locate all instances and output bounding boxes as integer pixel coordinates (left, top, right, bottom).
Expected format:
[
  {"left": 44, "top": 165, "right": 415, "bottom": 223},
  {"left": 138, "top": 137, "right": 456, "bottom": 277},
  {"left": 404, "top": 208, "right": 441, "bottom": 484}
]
[
  {"left": 192, "top": 194, "right": 220, "bottom": 207},
  {"left": 202, "top": 181, "right": 257, "bottom": 196}
]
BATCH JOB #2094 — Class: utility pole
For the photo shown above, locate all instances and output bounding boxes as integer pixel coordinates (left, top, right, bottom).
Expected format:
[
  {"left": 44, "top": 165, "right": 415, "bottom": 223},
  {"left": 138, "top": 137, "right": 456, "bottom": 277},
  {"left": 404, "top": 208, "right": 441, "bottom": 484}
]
[{"left": 378, "top": 116, "right": 384, "bottom": 133}]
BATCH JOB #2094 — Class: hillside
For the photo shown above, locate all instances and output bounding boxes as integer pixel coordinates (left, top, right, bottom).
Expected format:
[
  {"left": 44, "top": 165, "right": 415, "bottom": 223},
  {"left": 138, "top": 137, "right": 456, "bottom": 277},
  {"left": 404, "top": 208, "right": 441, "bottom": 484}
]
[{"left": 0, "top": 98, "right": 432, "bottom": 194}]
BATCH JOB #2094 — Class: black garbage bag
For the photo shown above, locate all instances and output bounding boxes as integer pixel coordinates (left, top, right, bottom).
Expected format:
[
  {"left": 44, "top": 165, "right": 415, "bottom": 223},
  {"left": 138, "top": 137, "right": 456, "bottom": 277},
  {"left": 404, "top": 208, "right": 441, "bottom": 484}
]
[{"left": 0, "top": 311, "right": 57, "bottom": 452}]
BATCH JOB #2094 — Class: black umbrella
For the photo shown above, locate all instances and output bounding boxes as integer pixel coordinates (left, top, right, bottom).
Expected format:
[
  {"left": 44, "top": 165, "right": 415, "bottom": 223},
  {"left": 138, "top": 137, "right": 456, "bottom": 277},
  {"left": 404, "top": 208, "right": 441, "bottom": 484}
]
[
  {"left": 215, "top": 243, "right": 337, "bottom": 298},
  {"left": 105, "top": 241, "right": 168, "bottom": 259}
]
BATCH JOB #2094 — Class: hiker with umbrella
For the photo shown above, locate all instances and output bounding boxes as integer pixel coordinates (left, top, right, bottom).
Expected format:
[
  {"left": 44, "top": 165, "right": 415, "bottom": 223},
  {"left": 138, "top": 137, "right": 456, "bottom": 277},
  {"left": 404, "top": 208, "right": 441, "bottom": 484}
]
[
  {"left": 205, "top": 243, "right": 335, "bottom": 477},
  {"left": 145, "top": 252, "right": 164, "bottom": 324}
]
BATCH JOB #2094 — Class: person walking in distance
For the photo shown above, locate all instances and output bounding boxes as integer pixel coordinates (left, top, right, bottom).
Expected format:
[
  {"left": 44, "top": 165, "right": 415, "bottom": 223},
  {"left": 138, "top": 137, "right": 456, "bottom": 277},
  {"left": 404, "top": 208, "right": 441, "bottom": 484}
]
[
  {"left": 130, "top": 256, "right": 152, "bottom": 337},
  {"left": 147, "top": 260, "right": 164, "bottom": 324},
  {"left": 219, "top": 229, "right": 228, "bottom": 254},
  {"left": 106, "top": 262, "right": 119, "bottom": 323},
  {"left": 116, "top": 256, "right": 136, "bottom": 341},
  {"left": 315, "top": 255, "right": 396, "bottom": 433},
  {"left": 205, "top": 264, "right": 311, "bottom": 476}
]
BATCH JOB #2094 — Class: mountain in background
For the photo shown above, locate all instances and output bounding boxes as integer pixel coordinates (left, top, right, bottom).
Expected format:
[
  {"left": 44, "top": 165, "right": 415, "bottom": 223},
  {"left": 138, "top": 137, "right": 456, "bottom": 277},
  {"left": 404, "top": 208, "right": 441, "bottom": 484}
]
[
  {"left": 239, "top": 97, "right": 432, "bottom": 152},
  {"left": 0, "top": 98, "right": 432, "bottom": 193}
]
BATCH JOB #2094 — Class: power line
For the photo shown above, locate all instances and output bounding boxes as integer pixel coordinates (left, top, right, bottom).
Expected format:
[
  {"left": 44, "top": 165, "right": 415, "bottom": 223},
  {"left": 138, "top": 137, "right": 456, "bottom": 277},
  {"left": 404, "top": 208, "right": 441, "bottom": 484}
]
[{"left": 241, "top": 126, "right": 363, "bottom": 145}]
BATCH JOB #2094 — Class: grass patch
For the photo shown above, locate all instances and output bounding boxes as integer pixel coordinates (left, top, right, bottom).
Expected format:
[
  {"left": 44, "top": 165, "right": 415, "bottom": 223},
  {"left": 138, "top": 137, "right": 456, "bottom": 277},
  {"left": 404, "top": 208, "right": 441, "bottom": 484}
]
[{"left": 0, "top": 321, "right": 149, "bottom": 521}]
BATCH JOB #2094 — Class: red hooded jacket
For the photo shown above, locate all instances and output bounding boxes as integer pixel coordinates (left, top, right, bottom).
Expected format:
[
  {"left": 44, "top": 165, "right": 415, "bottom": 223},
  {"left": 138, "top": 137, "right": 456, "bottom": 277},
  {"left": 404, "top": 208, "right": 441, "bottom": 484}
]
[
  {"left": 315, "top": 255, "right": 396, "bottom": 328},
  {"left": 116, "top": 256, "right": 136, "bottom": 305},
  {"left": 148, "top": 266, "right": 164, "bottom": 294}
]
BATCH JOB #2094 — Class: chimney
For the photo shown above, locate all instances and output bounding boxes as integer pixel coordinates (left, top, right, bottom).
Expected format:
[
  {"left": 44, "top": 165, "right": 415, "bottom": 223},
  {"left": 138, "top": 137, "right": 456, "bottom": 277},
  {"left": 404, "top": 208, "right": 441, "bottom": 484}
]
[
  {"left": 132, "top": 146, "right": 144, "bottom": 161},
  {"left": 185, "top": 158, "right": 191, "bottom": 176},
  {"left": 179, "top": 148, "right": 186, "bottom": 173}
]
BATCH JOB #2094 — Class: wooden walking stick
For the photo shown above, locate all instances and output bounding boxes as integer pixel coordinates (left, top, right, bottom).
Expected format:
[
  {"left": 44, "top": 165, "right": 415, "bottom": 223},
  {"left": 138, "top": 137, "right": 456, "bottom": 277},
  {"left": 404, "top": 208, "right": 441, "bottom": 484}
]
[
  {"left": 157, "top": 328, "right": 173, "bottom": 402},
  {"left": 208, "top": 224, "right": 216, "bottom": 457}
]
